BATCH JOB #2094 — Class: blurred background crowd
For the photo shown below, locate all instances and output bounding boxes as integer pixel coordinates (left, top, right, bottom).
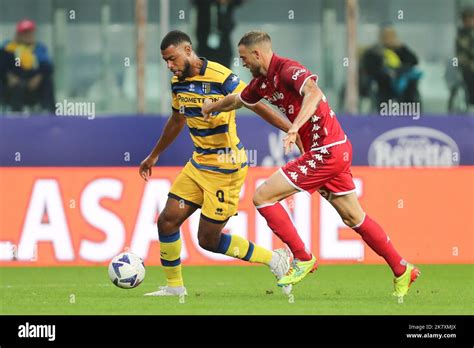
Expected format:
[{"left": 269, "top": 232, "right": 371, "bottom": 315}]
[{"left": 0, "top": 0, "right": 473, "bottom": 116}]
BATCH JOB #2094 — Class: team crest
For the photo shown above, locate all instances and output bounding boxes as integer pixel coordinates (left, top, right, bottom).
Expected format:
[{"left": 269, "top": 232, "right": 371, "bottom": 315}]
[{"left": 202, "top": 82, "right": 211, "bottom": 94}]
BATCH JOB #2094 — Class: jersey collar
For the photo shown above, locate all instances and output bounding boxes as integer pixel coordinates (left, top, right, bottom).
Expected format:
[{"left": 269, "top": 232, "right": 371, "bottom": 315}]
[
  {"left": 199, "top": 57, "right": 208, "bottom": 75},
  {"left": 266, "top": 53, "right": 280, "bottom": 79}
]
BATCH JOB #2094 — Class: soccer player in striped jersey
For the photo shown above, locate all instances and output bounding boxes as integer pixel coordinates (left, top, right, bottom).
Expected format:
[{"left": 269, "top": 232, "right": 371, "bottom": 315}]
[{"left": 139, "top": 31, "right": 299, "bottom": 296}]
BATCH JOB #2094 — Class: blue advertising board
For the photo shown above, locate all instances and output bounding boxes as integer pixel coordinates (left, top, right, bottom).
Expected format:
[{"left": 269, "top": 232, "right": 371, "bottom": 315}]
[{"left": 1, "top": 114, "right": 472, "bottom": 166}]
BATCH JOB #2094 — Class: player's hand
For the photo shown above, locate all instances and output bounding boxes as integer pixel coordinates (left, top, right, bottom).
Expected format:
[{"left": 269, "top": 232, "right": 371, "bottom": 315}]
[
  {"left": 27, "top": 74, "right": 43, "bottom": 91},
  {"left": 6, "top": 72, "right": 20, "bottom": 87},
  {"left": 295, "top": 134, "right": 305, "bottom": 154},
  {"left": 201, "top": 98, "right": 214, "bottom": 121},
  {"left": 283, "top": 129, "right": 298, "bottom": 155},
  {"left": 139, "top": 154, "right": 159, "bottom": 182}
]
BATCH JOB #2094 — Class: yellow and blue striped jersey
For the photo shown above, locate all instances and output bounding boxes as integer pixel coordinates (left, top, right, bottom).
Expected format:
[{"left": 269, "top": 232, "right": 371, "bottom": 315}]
[{"left": 171, "top": 58, "right": 248, "bottom": 173}]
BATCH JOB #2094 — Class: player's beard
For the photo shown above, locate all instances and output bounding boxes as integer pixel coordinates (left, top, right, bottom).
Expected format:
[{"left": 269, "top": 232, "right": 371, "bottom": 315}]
[
  {"left": 177, "top": 59, "right": 192, "bottom": 81},
  {"left": 249, "top": 64, "right": 262, "bottom": 77}
]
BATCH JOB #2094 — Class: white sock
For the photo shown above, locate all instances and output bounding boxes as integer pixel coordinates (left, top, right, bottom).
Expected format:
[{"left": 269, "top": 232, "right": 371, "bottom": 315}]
[{"left": 269, "top": 251, "right": 279, "bottom": 269}]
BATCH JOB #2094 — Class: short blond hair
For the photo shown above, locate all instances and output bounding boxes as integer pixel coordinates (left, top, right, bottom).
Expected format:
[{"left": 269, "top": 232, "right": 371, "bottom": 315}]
[{"left": 238, "top": 31, "right": 271, "bottom": 47}]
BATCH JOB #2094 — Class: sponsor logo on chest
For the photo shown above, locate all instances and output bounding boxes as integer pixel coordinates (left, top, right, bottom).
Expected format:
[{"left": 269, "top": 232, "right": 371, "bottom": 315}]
[{"left": 263, "top": 91, "right": 285, "bottom": 103}]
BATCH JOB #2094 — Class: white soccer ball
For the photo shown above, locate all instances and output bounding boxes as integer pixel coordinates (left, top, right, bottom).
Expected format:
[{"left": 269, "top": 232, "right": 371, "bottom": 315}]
[{"left": 108, "top": 252, "right": 146, "bottom": 289}]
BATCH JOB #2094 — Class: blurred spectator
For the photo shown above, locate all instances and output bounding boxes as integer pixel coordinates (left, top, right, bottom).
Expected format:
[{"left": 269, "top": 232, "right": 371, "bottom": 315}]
[
  {"left": 0, "top": 19, "right": 55, "bottom": 113},
  {"left": 456, "top": 6, "right": 474, "bottom": 106},
  {"left": 361, "top": 25, "right": 422, "bottom": 106},
  {"left": 191, "top": 0, "right": 243, "bottom": 68}
]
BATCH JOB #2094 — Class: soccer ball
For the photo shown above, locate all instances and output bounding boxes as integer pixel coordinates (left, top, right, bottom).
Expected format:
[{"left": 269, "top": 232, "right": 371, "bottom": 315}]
[{"left": 108, "top": 252, "right": 145, "bottom": 289}]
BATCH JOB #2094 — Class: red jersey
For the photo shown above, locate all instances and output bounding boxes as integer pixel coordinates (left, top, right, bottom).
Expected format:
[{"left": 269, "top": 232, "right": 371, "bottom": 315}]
[{"left": 240, "top": 54, "right": 347, "bottom": 152}]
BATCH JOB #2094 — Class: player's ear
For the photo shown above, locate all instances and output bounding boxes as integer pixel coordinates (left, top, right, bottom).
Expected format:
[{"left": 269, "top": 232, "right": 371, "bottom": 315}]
[
  {"left": 184, "top": 44, "right": 192, "bottom": 56},
  {"left": 252, "top": 49, "right": 260, "bottom": 60}
]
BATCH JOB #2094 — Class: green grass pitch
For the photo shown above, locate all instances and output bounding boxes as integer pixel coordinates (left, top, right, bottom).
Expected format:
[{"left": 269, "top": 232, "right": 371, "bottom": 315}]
[{"left": 1, "top": 264, "right": 472, "bottom": 315}]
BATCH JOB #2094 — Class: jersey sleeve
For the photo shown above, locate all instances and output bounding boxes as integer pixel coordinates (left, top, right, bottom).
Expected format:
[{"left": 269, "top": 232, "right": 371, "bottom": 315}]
[
  {"left": 171, "top": 81, "right": 180, "bottom": 111},
  {"left": 239, "top": 79, "right": 261, "bottom": 106},
  {"left": 232, "top": 80, "right": 247, "bottom": 94},
  {"left": 171, "top": 93, "right": 179, "bottom": 111},
  {"left": 221, "top": 72, "right": 248, "bottom": 95},
  {"left": 281, "top": 62, "right": 318, "bottom": 96}
]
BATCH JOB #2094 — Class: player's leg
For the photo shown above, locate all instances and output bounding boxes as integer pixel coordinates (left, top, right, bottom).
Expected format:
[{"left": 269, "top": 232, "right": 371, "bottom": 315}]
[
  {"left": 196, "top": 217, "right": 290, "bottom": 284},
  {"left": 197, "top": 217, "right": 267, "bottom": 263},
  {"left": 145, "top": 166, "right": 202, "bottom": 296},
  {"left": 329, "top": 191, "right": 406, "bottom": 275},
  {"left": 328, "top": 191, "right": 420, "bottom": 296},
  {"left": 197, "top": 167, "right": 291, "bottom": 283},
  {"left": 253, "top": 169, "right": 313, "bottom": 262},
  {"left": 159, "top": 196, "right": 198, "bottom": 279},
  {"left": 144, "top": 196, "right": 198, "bottom": 297},
  {"left": 253, "top": 168, "right": 318, "bottom": 287}
]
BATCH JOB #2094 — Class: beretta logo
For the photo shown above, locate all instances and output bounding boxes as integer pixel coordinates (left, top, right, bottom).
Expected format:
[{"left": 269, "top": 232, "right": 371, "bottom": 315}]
[{"left": 368, "top": 127, "right": 460, "bottom": 166}]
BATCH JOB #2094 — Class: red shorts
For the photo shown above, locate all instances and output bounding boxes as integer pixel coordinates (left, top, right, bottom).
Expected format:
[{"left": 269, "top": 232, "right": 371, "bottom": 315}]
[{"left": 280, "top": 139, "right": 356, "bottom": 197}]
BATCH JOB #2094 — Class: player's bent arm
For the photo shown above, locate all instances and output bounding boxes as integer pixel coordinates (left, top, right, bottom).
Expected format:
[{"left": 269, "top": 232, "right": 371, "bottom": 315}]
[
  {"left": 288, "top": 79, "right": 324, "bottom": 133},
  {"left": 148, "top": 109, "right": 186, "bottom": 159},
  {"left": 247, "top": 101, "right": 305, "bottom": 154},
  {"left": 139, "top": 110, "right": 186, "bottom": 181},
  {"left": 203, "top": 93, "right": 243, "bottom": 116},
  {"left": 247, "top": 101, "right": 293, "bottom": 133}
]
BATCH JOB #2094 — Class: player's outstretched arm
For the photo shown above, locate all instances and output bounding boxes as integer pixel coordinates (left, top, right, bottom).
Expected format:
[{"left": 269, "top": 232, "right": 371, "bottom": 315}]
[
  {"left": 139, "top": 109, "right": 186, "bottom": 181},
  {"left": 247, "top": 101, "right": 291, "bottom": 132},
  {"left": 202, "top": 94, "right": 243, "bottom": 120},
  {"left": 247, "top": 101, "right": 305, "bottom": 154}
]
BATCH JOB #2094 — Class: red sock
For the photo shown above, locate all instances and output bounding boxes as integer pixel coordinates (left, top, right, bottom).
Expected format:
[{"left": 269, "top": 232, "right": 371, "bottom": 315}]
[
  {"left": 257, "top": 202, "right": 312, "bottom": 261},
  {"left": 353, "top": 215, "right": 406, "bottom": 277}
]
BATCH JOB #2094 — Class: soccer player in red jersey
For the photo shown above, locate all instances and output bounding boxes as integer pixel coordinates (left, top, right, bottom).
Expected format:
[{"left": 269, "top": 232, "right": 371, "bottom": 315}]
[{"left": 202, "top": 31, "right": 420, "bottom": 297}]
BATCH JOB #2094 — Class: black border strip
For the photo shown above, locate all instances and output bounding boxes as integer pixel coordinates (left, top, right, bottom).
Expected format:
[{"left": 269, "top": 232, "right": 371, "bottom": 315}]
[{"left": 1, "top": 315, "right": 472, "bottom": 346}]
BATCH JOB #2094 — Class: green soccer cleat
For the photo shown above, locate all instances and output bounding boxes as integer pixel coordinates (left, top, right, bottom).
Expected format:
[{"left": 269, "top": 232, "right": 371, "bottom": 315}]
[
  {"left": 277, "top": 255, "right": 318, "bottom": 287},
  {"left": 393, "top": 264, "right": 420, "bottom": 297}
]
